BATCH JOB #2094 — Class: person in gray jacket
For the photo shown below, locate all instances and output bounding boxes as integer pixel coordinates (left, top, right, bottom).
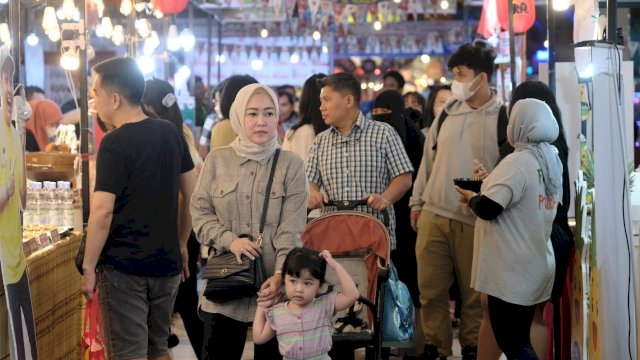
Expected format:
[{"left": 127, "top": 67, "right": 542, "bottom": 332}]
[
  {"left": 455, "top": 98, "right": 562, "bottom": 359},
  {"left": 190, "top": 84, "right": 308, "bottom": 360},
  {"left": 409, "top": 42, "right": 502, "bottom": 360}
]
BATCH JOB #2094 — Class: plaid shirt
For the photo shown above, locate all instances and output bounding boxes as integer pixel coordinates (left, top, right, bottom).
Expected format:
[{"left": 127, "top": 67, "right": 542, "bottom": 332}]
[{"left": 306, "top": 113, "right": 414, "bottom": 249}]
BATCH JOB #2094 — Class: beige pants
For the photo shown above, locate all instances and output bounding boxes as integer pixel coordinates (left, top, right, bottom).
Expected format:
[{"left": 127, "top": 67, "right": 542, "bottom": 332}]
[{"left": 415, "top": 211, "right": 482, "bottom": 356}]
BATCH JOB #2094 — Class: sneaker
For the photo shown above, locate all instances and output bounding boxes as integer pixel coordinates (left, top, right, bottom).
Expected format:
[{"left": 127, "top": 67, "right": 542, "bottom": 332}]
[
  {"left": 418, "top": 344, "right": 447, "bottom": 360},
  {"left": 461, "top": 345, "right": 478, "bottom": 360}
]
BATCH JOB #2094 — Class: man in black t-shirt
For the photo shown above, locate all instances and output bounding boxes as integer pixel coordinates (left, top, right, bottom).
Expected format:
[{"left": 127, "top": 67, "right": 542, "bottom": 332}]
[{"left": 80, "top": 57, "right": 196, "bottom": 360}]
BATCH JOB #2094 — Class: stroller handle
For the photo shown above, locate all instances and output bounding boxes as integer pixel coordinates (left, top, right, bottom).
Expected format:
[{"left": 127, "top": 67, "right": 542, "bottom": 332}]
[{"left": 325, "top": 200, "right": 390, "bottom": 227}]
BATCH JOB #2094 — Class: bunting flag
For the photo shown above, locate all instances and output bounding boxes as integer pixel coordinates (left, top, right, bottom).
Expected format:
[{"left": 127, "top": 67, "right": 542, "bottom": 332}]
[
  {"left": 407, "top": 0, "right": 419, "bottom": 20},
  {"left": 320, "top": 0, "right": 333, "bottom": 26},
  {"left": 378, "top": 1, "right": 389, "bottom": 23},
  {"left": 365, "top": 35, "right": 381, "bottom": 53},
  {"left": 286, "top": 0, "right": 297, "bottom": 17},
  {"left": 355, "top": 5, "right": 368, "bottom": 23},
  {"left": 308, "top": 0, "right": 321, "bottom": 24},
  {"left": 273, "top": 0, "right": 283, "bottom": 17},
  {"left": 290, "top": 16, "right": 300, "bottom": 32},
  {"left": 344, "top": 4, "right": 358, "bottom": 25}
]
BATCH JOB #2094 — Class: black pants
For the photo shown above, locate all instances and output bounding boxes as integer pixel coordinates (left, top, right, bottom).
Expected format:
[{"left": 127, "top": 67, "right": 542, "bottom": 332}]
[
  {"left": 201, "top": 312, "right": 282, "bottom": 360},
  {"left": 6, "top": 270, "right": 38, "bottom": 360},
  {"left": 174, "top": 233, "right": 204, "bottom": 359},
  {"left": 487, "top": 295, "right": 538, "bottom": 360}
]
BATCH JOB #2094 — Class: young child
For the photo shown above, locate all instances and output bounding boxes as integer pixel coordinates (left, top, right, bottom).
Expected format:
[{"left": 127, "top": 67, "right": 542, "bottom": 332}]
[{"left": 253, "top": 247, "right": 360, "bottom": 360}]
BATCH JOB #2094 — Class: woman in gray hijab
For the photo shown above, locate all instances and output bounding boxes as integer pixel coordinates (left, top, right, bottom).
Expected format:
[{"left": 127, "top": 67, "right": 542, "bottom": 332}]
[
  {"left": 191, "top": 84, "right": 308, "bottom": 359},
  {"left": 454, "top": 98, "right": 562, "bottom": 359}
]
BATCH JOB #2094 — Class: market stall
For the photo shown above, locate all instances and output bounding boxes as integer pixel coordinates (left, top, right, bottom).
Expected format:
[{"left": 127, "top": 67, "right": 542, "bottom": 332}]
[{"left": 1, "top": 231, "right": 83, "bottom": 360}]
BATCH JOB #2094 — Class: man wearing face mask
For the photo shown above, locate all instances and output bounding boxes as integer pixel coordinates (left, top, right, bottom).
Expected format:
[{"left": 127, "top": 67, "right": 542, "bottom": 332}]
[{"left": 409, "top": 42, "right": 503, "bottom": 360}]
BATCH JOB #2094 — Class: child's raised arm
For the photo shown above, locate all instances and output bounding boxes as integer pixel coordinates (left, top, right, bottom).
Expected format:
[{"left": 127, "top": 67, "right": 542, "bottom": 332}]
[
  {"left": 319, "top": 250, "right": 359, "bottom": 312},
  {"left": 252, "top": 298, "right": 276, "bottom": 345}
]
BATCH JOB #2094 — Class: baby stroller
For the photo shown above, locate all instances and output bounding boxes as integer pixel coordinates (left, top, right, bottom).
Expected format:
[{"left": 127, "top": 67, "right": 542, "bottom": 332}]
[{"left": 301, "top": 200, "right": 391, "bottom": 360}]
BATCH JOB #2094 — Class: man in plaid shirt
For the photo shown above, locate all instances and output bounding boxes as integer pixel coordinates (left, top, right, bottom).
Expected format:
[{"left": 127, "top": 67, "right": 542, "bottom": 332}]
[{"left": 306, "top": 72, "right": 413, "bottom": 250}]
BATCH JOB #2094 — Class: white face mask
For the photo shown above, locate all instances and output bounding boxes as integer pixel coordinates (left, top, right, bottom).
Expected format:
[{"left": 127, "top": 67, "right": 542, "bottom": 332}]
[{"left": 451, "top": 74, "right": 481, "bottom": 101}]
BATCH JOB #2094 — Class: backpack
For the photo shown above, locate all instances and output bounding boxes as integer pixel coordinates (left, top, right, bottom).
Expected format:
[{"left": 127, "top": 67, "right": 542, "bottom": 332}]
[{"left": 432, "top": 104, "right": 512, "bottom": 163}]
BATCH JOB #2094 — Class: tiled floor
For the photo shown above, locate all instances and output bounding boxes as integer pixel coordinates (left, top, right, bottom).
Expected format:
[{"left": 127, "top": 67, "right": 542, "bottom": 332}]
[{"left": 168, "top": 313, "right": 479, "bottom": 360}]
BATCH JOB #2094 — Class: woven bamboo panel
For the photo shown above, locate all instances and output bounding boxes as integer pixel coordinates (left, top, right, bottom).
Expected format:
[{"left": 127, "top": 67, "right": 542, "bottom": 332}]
[
  {"left": 0, "top": 281, "right": 9, "bottom": 360},
  {"left": 26, "top": 233, "right": 83, "bottom": 360}
]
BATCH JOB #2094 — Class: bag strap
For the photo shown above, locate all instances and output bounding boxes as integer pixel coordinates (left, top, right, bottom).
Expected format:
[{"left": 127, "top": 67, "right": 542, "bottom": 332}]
[
  {"left": 257, "top": 149, "right": 280, "bottom": 246},
  {"left": 496, "top": 105, "right": 508, "bottom": 147},
  {"left": 431, "top": 109, "right": 449, "bottom": 152}
]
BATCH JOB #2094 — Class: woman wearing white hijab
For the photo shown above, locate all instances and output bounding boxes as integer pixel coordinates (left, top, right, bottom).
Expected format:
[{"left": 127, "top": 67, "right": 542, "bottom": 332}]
[
  {"left": 191, "top": 84, "right": 308, "bottom": 360},
  {"left": 455, "top": 98, "right": 562, "bottom": 360}
]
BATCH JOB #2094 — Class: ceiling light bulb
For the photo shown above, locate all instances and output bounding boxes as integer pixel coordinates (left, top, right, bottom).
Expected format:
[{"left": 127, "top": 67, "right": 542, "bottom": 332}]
[
  {"left": 553, "top": 0, "right": 570, "bottom": 11},
  {"left": 373, "top": 21, "right": 382, "bottom": 31},
  {"left": 60, "top": 47, "right": 79, "bottom": 70},
  {"left": 47, "top": 26, "right": 61, "bottom": 42},
  {"left": 179, "top": 28, "right": 196, "bottom": 52},
  {"left": 112, "top": 25, "right": 124, "bottom": 46},
  {"left": 42, "top": 6, "right": 58, "bottom": 34},
  {"left": 260, "top": 28, "right": 269, "bottom": 38},
  {"left": 290, "top": 51, "right": 300, "bottom": 64},
  {"left": 62, "top": 0, "right": 76, "bottom": 20},
  {"left": 120, "top": 0, "right": 133, "bottom": 16},
  {"left": 312, "top": 30, "right": 321, "bottom": 41},
  {"left": 440, "top": 0, "right": 449, "bottom": 9},
  {"left": 420, "top": 54, "right": 431, "bottom": 64},
  {"left": 251, "top": 59, "right": 264, "bottom": 70},
  {"left": 0, "top": 23, "right": 11, "bottom": 44},
  {"left": 136, "top": 55, "right": 156, "bottom": 75},
  {"left": 26, "top": 33, "right": 39, "bottom": 46},
  {"left": 167, "top": 25, "right": 181, "bottom": 52},
  {"left": 136, "top": 19, "right": 152, "bottom": 38},
  {"left": 101, "top": 17, "right": 113, "bottom": 39},
  {"left": 144, "top": 31, "right": 160, "bottom": 56}
]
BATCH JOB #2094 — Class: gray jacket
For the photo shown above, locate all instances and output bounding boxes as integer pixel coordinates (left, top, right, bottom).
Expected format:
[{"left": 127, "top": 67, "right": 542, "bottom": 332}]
[
  {"left": 409, "top": 91, "right": 503, "bottom": 226},
  {"left": 191, "top": 146, "right": 308, "bottom": 322}
]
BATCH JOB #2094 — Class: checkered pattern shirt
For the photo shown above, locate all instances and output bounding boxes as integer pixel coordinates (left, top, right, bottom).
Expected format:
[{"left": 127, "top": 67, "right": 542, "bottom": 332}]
[{"left": 306, "top": 112, "right": 414, "bottom": 249}]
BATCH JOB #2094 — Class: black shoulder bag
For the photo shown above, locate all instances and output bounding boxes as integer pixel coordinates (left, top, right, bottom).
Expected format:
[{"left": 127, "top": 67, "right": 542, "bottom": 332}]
[{"left": 202, "top": 149, "right": 280, "bottom": 303}]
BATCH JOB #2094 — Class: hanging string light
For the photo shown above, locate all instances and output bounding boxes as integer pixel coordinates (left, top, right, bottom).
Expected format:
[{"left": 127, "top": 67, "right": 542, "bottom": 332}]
[
  {"left": 61, "top": 0, "right": 76, "bottom": 20},
  {"left": 0, "top": 23, "right": 11, "bottom": 46},
  {"left": 179, "top": 28, "right": 196, "bottom": 52},
  {"left": 101, "top": 17, "right": 113, "bottom": 39},
  {"left": 120, "top": 0, "right": 133, "bottom": 16},
  {"left": 166, "top": 24, "right": 181, "bottom": 52},
  {"left": 112, "top": 25, "right": 124, "bottom": 46},
  {"left": 60, "top": 47, "right": 79, "bottom": 70},
  {"left": 42, "top": 6, "right": 59, "bottom": 34}
]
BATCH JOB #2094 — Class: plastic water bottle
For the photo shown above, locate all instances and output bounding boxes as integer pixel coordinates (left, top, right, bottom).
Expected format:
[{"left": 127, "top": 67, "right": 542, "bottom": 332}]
[
  {"left": 24, "top": 183, "right": 35, "bottom": 225},
  {"left": 58, "top": 181, "right": 75, "bottom": 228},
  {"left": 43, "top": 181, "right": 61, "bottom": 226},
  {"left": 31, "top": 182, "right": 44, "bottom": 225}
]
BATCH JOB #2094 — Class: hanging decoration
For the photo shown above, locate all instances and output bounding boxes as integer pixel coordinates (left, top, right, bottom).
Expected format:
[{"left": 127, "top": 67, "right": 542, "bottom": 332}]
[
  {"left": 477, "top": 0, "right": 500, "bottom": 38},
  {"left": 496, "top": 0, "right": 535, "bottom": 34},
  {"left": 151, "top": 0, "right": 188, "bottom": 15}
]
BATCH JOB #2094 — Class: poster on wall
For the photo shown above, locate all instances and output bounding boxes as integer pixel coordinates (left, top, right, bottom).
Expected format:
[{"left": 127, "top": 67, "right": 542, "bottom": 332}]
[{"left": 0, "top": 47, "right": 39, "bottom": 359}]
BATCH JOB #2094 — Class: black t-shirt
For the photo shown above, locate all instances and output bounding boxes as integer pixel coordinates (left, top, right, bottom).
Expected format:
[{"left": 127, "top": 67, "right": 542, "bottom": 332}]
[{"left": 95, "top": 118, "right": 194, "bottom": 277}]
